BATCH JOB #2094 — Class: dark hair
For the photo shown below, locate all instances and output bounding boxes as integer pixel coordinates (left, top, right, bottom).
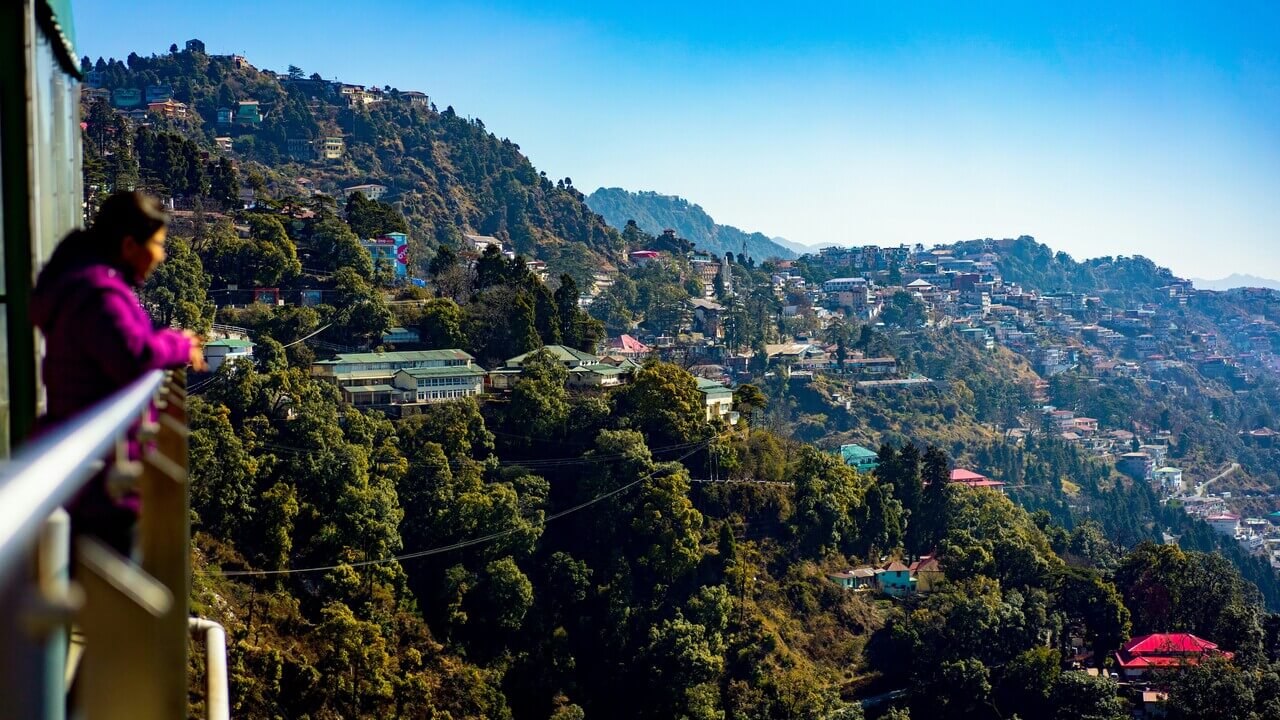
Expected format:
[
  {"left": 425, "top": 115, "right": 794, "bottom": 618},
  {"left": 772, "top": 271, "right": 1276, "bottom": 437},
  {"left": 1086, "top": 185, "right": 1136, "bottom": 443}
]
[{"left": 40, "top": 191, "right": 168, "bottom": 284}]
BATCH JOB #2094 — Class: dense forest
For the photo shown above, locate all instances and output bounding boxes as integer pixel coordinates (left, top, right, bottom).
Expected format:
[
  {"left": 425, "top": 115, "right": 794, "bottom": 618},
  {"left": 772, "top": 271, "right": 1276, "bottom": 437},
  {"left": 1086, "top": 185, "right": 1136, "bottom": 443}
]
[{"left": 79, "top": 40, "right": 1280, "bottom": 719}]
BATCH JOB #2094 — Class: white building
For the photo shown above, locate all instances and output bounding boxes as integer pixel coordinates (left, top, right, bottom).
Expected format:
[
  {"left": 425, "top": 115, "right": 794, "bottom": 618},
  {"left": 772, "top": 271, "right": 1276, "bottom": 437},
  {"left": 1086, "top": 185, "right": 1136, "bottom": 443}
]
[
  {"left": 1153, "top": 467, "right": 1183, "bottom": 493},
  {"left": 823, "top": 277, "right": 869, "bottom": 293},
  {"left": 203, "top": 338, "right": 254, "bottom": 372},
  {"left": 1206, "top": 513, "right": 1241, "bottom": 539},
  {"left": 392, "top": 365, "right": 487, "bottom": 403}
]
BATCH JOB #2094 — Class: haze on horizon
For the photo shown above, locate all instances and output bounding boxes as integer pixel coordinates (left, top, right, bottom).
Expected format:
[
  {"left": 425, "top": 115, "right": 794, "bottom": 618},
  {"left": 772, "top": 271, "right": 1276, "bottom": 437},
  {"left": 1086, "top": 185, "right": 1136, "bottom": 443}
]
[{"left": 79, "top": 1, "right": 1280, "bottom": 280}]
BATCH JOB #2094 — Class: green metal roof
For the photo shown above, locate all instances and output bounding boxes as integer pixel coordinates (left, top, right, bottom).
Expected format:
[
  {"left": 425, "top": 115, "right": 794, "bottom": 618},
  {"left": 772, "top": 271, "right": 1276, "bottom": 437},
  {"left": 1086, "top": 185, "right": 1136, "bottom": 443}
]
[
  {"left": 206, "top": 338, "right": 254, "bottom": 349},
  {"left": 571, "top": 364, "right": 630, "bottom": 376},
  {"left": 695, "top": 377, "right": 733, "bottom": 397},
  {"left": 316, "top": 349, "right": 474, "bottom": 366},
  {"left": 506, "top": 345, "right": 599, "bottom": 367},
  {"left": 395, "top": 365, "right": 488, "bottom": 378},
  {"left": 840, "top": 444, "right": 880, "bottom": 465}
]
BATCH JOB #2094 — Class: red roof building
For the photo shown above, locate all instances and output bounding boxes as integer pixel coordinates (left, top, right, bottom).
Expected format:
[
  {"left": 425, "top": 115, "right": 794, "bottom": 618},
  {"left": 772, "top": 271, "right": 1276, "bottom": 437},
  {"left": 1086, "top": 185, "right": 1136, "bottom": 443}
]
[
  {"left": 605, "top": 334, "right": 652, "bottom": 357},
  {"left": 1114, "top": 633, "right": 1232, "bottom": 679},
  {"left": 949, "top": 468, "right": 1006, "bottom": 491}
]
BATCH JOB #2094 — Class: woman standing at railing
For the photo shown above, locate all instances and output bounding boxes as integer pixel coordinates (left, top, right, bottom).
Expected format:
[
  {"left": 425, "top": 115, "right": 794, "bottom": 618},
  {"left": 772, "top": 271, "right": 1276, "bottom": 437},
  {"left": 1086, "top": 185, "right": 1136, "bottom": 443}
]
[{"left": 30, "top": 191, "right": 208, "bottom": 555}]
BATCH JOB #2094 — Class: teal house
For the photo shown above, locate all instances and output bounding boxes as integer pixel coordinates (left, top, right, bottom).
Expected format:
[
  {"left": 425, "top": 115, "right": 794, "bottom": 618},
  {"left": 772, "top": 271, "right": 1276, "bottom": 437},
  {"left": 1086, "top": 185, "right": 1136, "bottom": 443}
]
[
  {"left": 839, "top": 444, "right": 880, "bottom": 473},
  {"left": 877, "top": 561, "right": 916, "bottom": 597}
]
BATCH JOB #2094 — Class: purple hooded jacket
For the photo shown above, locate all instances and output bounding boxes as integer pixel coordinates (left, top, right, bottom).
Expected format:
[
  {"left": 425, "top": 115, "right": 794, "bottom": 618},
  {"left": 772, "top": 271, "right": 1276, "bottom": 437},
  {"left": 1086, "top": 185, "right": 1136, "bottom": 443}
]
[{"left": 31, "top": 261, "right": 192, "bottom": 515}]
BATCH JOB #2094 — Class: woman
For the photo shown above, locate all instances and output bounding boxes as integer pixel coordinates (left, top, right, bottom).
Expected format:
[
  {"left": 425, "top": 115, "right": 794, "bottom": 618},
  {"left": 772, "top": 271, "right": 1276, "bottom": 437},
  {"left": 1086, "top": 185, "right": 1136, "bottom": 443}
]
[{"left": 31, "top": 191, "right": 207, "bottom": 554}]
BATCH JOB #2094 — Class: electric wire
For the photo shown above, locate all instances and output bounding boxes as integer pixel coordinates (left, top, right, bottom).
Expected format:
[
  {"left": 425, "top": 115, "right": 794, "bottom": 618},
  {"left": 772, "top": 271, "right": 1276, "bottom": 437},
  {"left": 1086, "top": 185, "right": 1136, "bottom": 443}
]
[{"left": 210, "top": 441, "right": 709, "bottom": 578}]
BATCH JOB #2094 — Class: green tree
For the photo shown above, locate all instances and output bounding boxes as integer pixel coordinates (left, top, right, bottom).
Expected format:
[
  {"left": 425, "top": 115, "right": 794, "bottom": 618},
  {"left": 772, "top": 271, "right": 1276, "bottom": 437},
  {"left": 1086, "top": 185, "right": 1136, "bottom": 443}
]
[
  {"left": 415, "top": 298, "right": 467, "bottom": 349},
  {"left": 631, "top": 466, "right": 704, "bottom": 582},
  {"left": 1048, "top": 672, "right": 1128, "bottom": 720},
  {"left": 731, "top": 383, "right": 767, "bottom": 425},
  {"left": 505, "top": 349, "right": 570, "bottom": 445},
  {"left": 613, "top": 361, "right": 711, "bottom": 447},
  {"left": 328, "top": 267, "right": 393, "bottom": 347},
  {"left": 142, "top": 235, "right": 214, "bottom": 333},
  {"left": 553, "top": 274, "right": 580, "bottom": 344},
  {"left": 188, "top": 399, "right": 257, "bottom": 540},
  {"left": 345, "top": 191, "right": 409, "bottom": 238},
  {"left": 311, "top": 216, "right": 373, "bottom": 277},
  {"left": 428, "top": 243, "right": 458, "bottom": 277}
]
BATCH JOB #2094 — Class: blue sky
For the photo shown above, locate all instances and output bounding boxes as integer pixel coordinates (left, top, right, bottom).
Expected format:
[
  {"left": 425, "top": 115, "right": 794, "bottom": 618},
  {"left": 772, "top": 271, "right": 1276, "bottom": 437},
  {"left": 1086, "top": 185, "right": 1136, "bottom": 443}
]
[{"left": 79, "top": 1, "right": 1280, "bottom": 279}]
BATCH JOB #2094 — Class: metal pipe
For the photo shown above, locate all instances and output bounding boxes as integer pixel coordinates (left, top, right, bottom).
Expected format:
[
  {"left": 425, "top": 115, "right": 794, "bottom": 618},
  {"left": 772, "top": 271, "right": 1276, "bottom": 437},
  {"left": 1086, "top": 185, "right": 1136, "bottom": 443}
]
[
  {"left": 189, "top": 618, "right": 230, "bottom": 720},
  {"left": 0, "top": 370, "right": 166, "bottom": 582}
]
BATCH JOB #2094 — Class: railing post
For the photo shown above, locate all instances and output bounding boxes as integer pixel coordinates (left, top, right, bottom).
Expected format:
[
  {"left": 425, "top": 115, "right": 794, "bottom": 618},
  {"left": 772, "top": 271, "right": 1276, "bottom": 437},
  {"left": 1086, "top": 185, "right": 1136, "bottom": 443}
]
[
  {"left": 138, "top": 372, "right": 191, "bottom": 720},
  {"left": 38, "top": 509, "right": 71, "bottom": 720},
  {"left": 0, "top": 549, "right": 43, "bottom": 720},
  {"left": 75, "top": 537, "right": 172, "bottom": 720}
]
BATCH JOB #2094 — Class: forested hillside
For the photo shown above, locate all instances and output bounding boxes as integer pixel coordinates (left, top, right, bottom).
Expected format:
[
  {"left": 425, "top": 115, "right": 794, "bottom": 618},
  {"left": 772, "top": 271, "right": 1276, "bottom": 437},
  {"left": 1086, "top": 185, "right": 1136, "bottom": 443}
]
[
  {"left": 81, "top": 46, "right": 621, "bottom": 282},
  {"left": 77, "top": 40, "right": 1280, "bottom": 720},
  {"left": 587, "top": 187, "right": 796, "bottom": 261}
]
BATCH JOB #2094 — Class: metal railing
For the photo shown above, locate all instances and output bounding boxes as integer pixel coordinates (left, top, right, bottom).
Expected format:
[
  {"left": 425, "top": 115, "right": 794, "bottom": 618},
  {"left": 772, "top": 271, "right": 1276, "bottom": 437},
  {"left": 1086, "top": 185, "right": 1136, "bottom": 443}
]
[{"left": 0, "top": 369, "right": 228, "bottom": 720}]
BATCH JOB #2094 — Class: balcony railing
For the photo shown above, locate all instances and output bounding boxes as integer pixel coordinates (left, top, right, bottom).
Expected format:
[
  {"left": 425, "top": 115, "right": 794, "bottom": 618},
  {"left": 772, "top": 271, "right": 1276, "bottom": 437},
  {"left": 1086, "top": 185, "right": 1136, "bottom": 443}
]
[{"left": 0, "top": 369, "right": 228, "bottom": 720}]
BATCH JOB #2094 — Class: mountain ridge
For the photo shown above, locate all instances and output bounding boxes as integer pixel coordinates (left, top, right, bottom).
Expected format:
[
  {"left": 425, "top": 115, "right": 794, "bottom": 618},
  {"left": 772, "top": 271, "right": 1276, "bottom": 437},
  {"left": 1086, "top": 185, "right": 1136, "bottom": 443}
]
[
  {"left": 1191, "top": 273, "right": 1280, "bottom": 291},
  {"left": 586, "top": 187, "right": 796, "bottom": 260}
]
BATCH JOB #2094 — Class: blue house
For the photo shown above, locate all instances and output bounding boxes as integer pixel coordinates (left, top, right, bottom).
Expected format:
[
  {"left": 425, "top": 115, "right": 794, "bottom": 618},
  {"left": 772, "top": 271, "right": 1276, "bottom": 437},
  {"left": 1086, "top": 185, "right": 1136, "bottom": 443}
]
[{"left": 877, "top": 561, "right": 916, "bottom": 597}]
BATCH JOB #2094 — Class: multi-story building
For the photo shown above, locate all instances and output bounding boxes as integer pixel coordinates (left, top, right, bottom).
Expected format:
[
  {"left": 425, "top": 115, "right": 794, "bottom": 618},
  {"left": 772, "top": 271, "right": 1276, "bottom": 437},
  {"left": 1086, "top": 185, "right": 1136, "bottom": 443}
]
[
  {"left": 146, "top": 99, "right": 187, "bottom": 119},
  {"left": 235, "top": 100, "right": 262, "bottom": 125},
  {"left": 111, "top": 87, "right": 142, "bottom": 108},
  {"left": 312, "top": 349, "right": 478, "bottom": 388},
  {"left": 320, "top": 136, "right": 344, "bottom": 160},
  {"left": 145, "top": 84, "right": 172, "bottom": 103},
  {"left": 360, "top": 232, "right": 408, "bottom": 279}
]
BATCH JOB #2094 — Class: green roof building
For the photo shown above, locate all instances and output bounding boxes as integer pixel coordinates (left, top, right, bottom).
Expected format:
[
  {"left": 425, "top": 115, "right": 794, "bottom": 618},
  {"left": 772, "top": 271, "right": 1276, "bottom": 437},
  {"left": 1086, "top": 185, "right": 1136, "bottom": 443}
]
[
  {"left": 839, "top": 444, "right": 880, "bottom": 472},
  {"left": 505, "top": 345, "right": 599, "bottom": 369}
]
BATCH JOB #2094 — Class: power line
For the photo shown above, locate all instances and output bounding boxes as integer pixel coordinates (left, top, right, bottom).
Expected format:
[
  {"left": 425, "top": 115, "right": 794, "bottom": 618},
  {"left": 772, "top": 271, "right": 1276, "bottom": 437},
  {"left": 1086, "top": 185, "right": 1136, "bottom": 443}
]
[
  {"left": 209, "top": 442, "right": 708, "bottom": 578},
  {"left": 253, "top": 438, "right": 706, "bottom": 470},
  {"left": 280, "top": 322, "right": 333, "bottom": 348}
]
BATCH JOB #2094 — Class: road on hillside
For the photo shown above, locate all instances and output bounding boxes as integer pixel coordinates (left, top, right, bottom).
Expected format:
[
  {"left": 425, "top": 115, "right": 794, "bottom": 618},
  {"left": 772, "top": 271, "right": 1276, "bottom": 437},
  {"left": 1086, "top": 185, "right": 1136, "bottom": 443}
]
[{"left": 1194, "top": 462, "right": 1240, "bottom": 497}]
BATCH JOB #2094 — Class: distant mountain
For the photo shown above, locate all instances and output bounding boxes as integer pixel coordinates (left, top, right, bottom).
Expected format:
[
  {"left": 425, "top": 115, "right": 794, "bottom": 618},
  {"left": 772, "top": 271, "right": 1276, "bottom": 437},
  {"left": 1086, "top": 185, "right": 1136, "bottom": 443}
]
[
  {"left": 586, "top": 188, "right": 796, "bottom": 260},
  {"left": 772, "top": 236, "right": 820, "bottom": 255},
  {"left": 1191, "top": 274, "right": 1280, "bottom": 291}
]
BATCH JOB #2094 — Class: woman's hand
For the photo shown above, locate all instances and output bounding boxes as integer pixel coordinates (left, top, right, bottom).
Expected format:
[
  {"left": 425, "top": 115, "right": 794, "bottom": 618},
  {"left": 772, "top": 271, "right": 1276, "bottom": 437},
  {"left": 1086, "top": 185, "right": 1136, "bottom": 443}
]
[{"left": 184, "top": 330, "right": 210, "bottom": 372}]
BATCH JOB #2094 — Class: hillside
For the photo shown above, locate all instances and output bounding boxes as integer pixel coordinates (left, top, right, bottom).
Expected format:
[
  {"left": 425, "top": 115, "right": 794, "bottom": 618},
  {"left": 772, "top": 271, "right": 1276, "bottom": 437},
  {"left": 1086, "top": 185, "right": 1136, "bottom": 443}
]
[
  {"left": 81, "top": 45, "right": 621, "bottom": 282},
  {"left": 586, "top": 187, "right": 796, "bottom": 260},
  {"left": 950, "top": 236, "right": 1179, "bottom": 303},
  {"left": 77, "top": 41, "right": 1280, "bottom": 720}
]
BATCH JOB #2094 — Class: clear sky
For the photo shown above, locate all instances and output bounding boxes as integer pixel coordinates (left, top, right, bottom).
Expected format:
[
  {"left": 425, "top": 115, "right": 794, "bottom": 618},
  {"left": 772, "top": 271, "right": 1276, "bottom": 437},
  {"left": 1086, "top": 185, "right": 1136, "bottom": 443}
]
[{"left": 78, "top": 1, "right": 1280, "bottom": 279}]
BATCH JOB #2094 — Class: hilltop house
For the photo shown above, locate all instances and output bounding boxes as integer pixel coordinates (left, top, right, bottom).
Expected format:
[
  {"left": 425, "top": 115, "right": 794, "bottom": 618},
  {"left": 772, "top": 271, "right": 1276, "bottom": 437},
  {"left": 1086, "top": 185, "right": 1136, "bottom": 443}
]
[
  {"left": 909, "top": 555, "right": 945, "bottom": 593},
  {"left": 1152, "top": 466, "right": 1183, "bottom": 493},
  {"left": 381, "top": 327, "right": 420, "bottom": 345},
  {"left": 235, "top": 100, "right": 263, "bottom": 125},
  {"left": 695, "top": 377, "right": 736, "bottom": 423},
  {"left": 949, "top": 468, "right": 1006, "bottom": 492},
  {"left": 391, "top": 365, "right": 487, "bottom": 404},
  {"left": 203, "top": 338, "right": 254, "bottom": 372},
  {"left": 877, "top": 561, "right": 914, "bottom": 597},
  {"left": 489, "top": 345, "right": 601, "bottom": 391},
  {"left": 839, "top": 444, "right": 880, "bottom": 473},
  {"left": 826, "top": 568, "right": 877, "bottom": 591},
  {"left": 1118, "top": 452, "right": 1155, "bottom": 481},
  {"left": 604, "top": 334, "right": 652, "bottom": 360},
  {"left": 312, "top": 349, "right": 478, "bottom": 388},
  {"left": 688, "top": 298, "right": 725, "bottom": 338},
  {"left": 343, "top": 183, "right": 387, "bottom": 201},
  {"left": 1114, "top": 634, "right": 1232, "bottom": 681}
]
